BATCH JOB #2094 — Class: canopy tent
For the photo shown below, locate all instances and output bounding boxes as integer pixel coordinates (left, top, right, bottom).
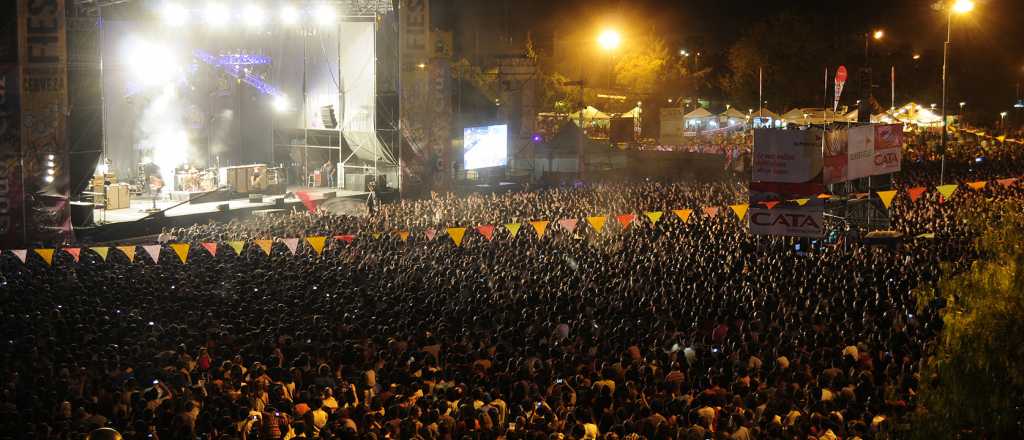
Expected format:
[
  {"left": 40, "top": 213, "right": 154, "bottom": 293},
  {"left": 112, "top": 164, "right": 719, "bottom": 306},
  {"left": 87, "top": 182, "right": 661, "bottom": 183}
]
[
  {"left": 779, "top": 108, "right": 851, "bottom": 125},
  {"left": 753, "top": 108, "right": 780, "bottom": 120},
  {"left": 683, "top": 107, "right": 717, "bottom": 129},
  {"left": 619, "top": 106, "right": 642, "bottom": 118},
  {"left": 892, "top": 102, "right": 943, "bottom": 126},
  {"left": 720, "top": 107, "right": 747, "bottom": 120},
  {"left": 570, "top": 106, "right": 611, "bottom": 121},
  {"left": 683, "top": 107, "right": 714, "bottom": 119}
]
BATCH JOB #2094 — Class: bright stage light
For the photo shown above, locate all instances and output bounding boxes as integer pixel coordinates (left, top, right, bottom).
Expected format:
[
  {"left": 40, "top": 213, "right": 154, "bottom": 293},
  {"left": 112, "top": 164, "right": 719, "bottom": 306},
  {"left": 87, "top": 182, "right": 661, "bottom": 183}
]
[
  {"left": 315, "top": 4, "right": 337, "bottom": 27},
  {"left": 204, "top": 3, "right": 229, "bottom": 27},
  {"left": 272, "top": 95, "right": 289, "bottom": 113},
  {"left": 952, "top": 0, "right": 975, "bottom": 14},
  {"left": 44, "top": 175, "right": 54, "bottom": 183},
  {"left": 243, "top": 4, "right": 266, "bottom": 28},
  {"left": 123, "top": 38, "right": 181, "bottom": 87},
  {"left": 160, "top": 2, "right": 188, "bottom": 27},
  {"left": 597, "top": 29, "right": 621, "bottom": 51},
  {"left": 280, "top": 5, "right": 300, "bottom": 25}
]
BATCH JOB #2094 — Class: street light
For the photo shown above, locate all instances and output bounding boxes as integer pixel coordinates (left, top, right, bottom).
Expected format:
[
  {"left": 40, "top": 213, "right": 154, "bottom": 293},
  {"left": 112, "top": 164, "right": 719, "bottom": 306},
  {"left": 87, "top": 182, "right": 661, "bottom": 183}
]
[
  {"left": 941, "top": 0, "right": 975, "bottom": 185},
  {"left": 597, "top": 29, "right": 621, "bottom": 51},
  {"left": 679, "top": 49, "right": 690, "bottom": 57},
  {"left": 913, "top": 54, "right": 921, "bottom": 60},
  {"left": 1001, "top": 111, "right": 1008, "bottom": 133},
  {"left": 873, "top": 29, "right": 885, "bottom": 40},
  {"left": 959, "top": 101, "right": 966, "bottom": 111}
]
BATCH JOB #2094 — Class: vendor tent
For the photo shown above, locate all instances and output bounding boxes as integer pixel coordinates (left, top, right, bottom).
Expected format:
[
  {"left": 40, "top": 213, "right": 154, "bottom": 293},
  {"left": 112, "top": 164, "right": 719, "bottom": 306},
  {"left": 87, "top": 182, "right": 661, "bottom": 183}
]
[
  {"left": 683, "top": 107, "right": 716, "bottom": 129},
  {"left": 620, "top": 106, "right": 642, "bottom": 118},
  {"left": 754, "top": 108, "right": 780, "bottom": 120},
  {"left": 721, "top": 107, "right": 746, "bottom": 120},
  {"left": 569, "top": 106, "right": 610, "bottom": 121}
]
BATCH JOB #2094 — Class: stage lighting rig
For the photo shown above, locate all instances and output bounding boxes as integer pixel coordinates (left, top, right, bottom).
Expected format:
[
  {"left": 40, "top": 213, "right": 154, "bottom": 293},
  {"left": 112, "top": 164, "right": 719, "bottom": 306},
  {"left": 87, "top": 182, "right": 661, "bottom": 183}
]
[
  {"left": 203, "top": 3, "right": 229, "bottom": 28},
  {"left": 243, "top": 4, "right": 266, "bottom": 28},
  {"left": 160, "top": 2, "right": 188, "bottom": 27},
  {"left": 315, "top": 3, "right": 337, "bottom": 27},
  {"left": 281, "top": 5, "right": 300, "bottom": 25}
]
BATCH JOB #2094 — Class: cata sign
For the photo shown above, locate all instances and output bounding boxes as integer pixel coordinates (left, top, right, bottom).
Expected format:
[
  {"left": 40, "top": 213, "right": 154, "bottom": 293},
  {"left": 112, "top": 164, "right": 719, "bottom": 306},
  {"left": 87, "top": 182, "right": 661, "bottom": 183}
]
[{"left": 748, "top": 207, "right": 824, "bottom": 238}]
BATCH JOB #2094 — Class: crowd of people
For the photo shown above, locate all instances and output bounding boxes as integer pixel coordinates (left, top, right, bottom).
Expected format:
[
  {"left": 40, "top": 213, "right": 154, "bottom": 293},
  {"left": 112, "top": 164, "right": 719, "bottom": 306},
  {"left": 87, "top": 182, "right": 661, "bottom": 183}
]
[{"left": 2, "top": 134, "right": 1022, "bottom": 440}]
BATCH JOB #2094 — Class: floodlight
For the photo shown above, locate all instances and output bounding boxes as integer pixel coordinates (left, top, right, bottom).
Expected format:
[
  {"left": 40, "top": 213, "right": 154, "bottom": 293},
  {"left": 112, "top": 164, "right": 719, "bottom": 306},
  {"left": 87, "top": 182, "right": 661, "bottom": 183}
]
[
  {"left": 315, "top": 4, "right": 336, "bottom": 27},
  {"left": 204, "top": 3, "right": 229, "bottom": 27},
  {"left": 281, "top": 5, "right": 300, "bottom": 25},
  {"left": 272, "top": 95, "right": 289, "bottom": 113},
  {"left": 952, "top": 0, "right": 974, "bottom": 14},
  {"left": 597, "top": 29, "right": 621, "bottom": 51},
  {"left": 161, "top": 2, "right": 188, "bottom": 27},
  {"left": 243, "top": 4, "right": 266, "bottom": 28}
]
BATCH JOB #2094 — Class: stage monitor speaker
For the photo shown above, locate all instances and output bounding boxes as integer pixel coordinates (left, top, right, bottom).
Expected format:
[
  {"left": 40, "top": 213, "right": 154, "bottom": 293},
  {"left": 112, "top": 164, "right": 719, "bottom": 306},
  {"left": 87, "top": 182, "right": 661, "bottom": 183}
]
[
  {"left": 249, "top": 194, "right": 263, "bottom": 203},
  {"left": 275, "top": 197, "right": 285, "bottom": 208},
  {"left": 217, "top": 203, "right": 229, "bottom": 212},
  {"left": 376, "top": 174, "right": 387, "bottom": 189},
  {"left": 320, "top": 105, "right": 337, "bottom": 129},
  {"left": 70, "top": 201, "right": 94, "bottom": 227}
]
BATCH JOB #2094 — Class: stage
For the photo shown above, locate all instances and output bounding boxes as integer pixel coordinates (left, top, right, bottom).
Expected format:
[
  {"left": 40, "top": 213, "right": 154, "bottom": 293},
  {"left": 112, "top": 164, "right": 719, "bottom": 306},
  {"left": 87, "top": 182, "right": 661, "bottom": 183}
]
[{"left": 76, "top": 187, "right": 369, "bottom": 244}]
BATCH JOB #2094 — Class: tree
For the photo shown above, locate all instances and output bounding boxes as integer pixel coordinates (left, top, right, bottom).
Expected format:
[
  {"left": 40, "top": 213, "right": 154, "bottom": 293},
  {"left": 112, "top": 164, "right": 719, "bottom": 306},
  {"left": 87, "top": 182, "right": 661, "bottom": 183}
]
[
  {"left": 612, "top": 33, "right": 678, "bottom": 96},
  {"left": 913, "top": 200, "right": 1024, "bottom": 437}
]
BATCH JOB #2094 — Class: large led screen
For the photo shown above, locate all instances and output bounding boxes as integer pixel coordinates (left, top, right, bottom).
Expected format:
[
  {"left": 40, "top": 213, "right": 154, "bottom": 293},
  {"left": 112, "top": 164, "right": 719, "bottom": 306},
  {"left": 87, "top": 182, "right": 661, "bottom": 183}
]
[{"left": 463, "top": 124, "right": 508, "bottom": 170}]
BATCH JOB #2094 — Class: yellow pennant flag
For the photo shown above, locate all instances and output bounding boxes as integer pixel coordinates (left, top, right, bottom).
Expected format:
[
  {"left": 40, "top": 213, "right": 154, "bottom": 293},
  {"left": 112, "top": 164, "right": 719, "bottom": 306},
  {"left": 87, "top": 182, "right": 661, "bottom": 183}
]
[
  {"left": 90, "top": 247, "right": 110, "bottom": 261},
  {"left": 34, "top": 249, "right": 55, "bottom": 266},
  {"left": 306, "top": 236, "right": 327, "bottom": 255},
  {"left": 966, "top": 181, "right": 987, "bottom": 190},
  {"left": 371, "top": 232, "right": 381, "bottom": 240},
  {"left": 398, "top": 231, "right": 410, "bottom": 242},
  {"left": 644, "top": 211, "right": 663, "bottom": 225},
  {"left": 586, "top": 216, "right": 607, "bottom": 232},
  {"left": 673, "top": 209, "right": 693, "bottom": 223},
  {"left": 447, "top": 227, "right": 467, "bottom": 246},
  {"left": 729, "top": 204, "right": 749, "bottom": 221},
  {"left": 117, "top": 245, "right": 136, "bottom": 262},
  {"left": 936, "top": 184, "right": 958, "bottom": 199},
  {"left": 254, "top": 239, "right": 273, "bottom": 255},
  {"left": 505, "top": 223, "right": 522, "bottom": 238},
  {"left": 877, "top": 190, "right": 897, "bottom": 209},
  {"left": 227, "top": 240, "right": 245, "bottom": 256},
  {"left": 170, "top": 243, "right": 190, "bottom": 264},
  {"left": 794, "top": 198, "right": 810, "bottom": 206},
  {"left": 530, "top": 220, "right": 550, "bottom": 238}
]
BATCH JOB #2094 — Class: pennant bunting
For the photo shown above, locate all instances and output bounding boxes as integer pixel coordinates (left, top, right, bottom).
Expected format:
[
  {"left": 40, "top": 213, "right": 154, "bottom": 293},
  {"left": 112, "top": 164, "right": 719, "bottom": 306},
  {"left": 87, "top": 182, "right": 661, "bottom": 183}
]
[
  {"left": 142, "top": 245, "right": 162, "bottom": 263},
  {"left": 644, "top": 211, "right": 663, "bottom": 225},
  {"left": 530, "top": 220, "right": 549, "bottom": 238},
  {"left": 907, "top": 187, "right": 927, "bottom": 203},
  {"left": 254, "top": 239, "right": 273, "bottom": 255},
  {"left": 997, "top": 178, "right": 1018, "bottom": 187},
  {"left": 702, "top": 207, "right": 719, "bottom": 218},
  {"left": 306, "top": 236, "right": 327, "bottom": 255},
  {"left": 816, "top": 193, "right": 832, "bottom": 199},
  {"left": 794, "top": 199, "right": 810, "bottom": 206},
  {"left": 34, "top": 249, "right": 54, "bottom": 266},
  {"left": 90, "top": 247, "right": 109, "bottom": 261},
  {"left": 505, "top": 223, "right": 522, "bottom": 238},
  {"left": 586, "top": 216, "right": 607, "bottom": 232},
  {"left": 966, "top": 181, "right": 987, "bottom": 191},
  {"left": 398, "top": 231, "right": 410, "bottom": 242},
  {"left": 117, "top": 246, "right": 136, "bottom": 262},
  {"left": 371, "top": 232, "right": 382, "bottom": 240},
  {"left": 877, "top": 190, "right": 897, "bottom": 209},
  {"left": 170, "top": 243, "right": 190, "bottom": 264},
  {"left": 729, "top": 204, "right": 749, "bottom": 221},
  {"left": 294, "top": 191, "right": 317, "bottom": 213},
  {"left": 64, "top": 248, "right": 81, "bottom": 263},
  {"left": 936, "top": 184, "right": 958, "bottom": 199},
  {"left": 558, "top": 218, "right": 578, "bottom": 233},
  {"left": 763, "top": 201, "right": 780, "bottom": 209},
  {"left": 425, "top": 229, "right": 437, "bottom": 241},
  {"left": 11, "top": 249, "right": 27, "bottom": 263},
  {"left": 282, "top": 238, "right": 300, "bottom": 255},
  {"left": 447, "top": 227, "right": 467, "bottom": 247},
  {"left": 227, "top": 241, "right": 245, "bottom": 256},
  {"left": 673, "top": 209, "right": 693, "bottom": 223},
  {"left": 201, "top": 242, "right": 218, "bottom": 257},
  {"left": 476, "top": 225, "right": 495, "bottom": 241},
  {"left": 616, "top": 214, "right": 637, "bottom": 229},
  {"left": 334, "top": 234, "right": 355, "bottom": 243}
]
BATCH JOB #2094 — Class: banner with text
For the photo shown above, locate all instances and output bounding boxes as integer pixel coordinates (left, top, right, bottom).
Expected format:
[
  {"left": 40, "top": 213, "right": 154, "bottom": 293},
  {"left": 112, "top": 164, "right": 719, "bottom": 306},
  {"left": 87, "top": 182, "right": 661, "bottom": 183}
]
[
  {"left": 748, "top": 205, "right": 824, "bottom": 238},
  {"left": 752, "top": 129, "right": 823, "bottom": 184},
  {"left": 872, "top": 124, "right": 903, "bottom": 175},
  {"left": 659, "top": 108, "right": 685, "bottom": 145},
  {"left": 823, "top": 128, "right": 848, "bottom": 184}
]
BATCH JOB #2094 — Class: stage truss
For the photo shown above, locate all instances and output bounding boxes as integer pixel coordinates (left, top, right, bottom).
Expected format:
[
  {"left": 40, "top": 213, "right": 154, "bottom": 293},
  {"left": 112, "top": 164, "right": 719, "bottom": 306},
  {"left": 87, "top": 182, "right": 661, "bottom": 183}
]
[{"left": 72, "top": 0, "right": 394, "bottom": 17}]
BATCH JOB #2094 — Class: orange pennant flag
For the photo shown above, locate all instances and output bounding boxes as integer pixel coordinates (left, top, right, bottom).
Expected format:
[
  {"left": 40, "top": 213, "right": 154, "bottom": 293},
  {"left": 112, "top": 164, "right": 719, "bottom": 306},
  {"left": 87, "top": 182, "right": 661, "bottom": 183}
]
[
  {"left": 997, "top": 178, "right": 1018, "bottom": 187},
  {"left": 907, "top": 187, "right": 927, "bottom": 202},
  {"left": 90, "top": 247, "right": 109, "bottom": 261},
  {"left": 644, "top": 211, "right": 663, "bottom": 225},
  {"left": 816, "top": 193, "right": 832, "bottom": 199},
  {"left": 877, "top": 190, "right": 897, "bottom": 209},
  {"left": 254, "top": 239, "right": 273, "bottom": 255},
  {"left": 762, "top": 201, "right": 780, "bottom": 209},
  {"left": 673, "top": 209, "right": 693, "bottom": 223},
  {"left": 936, "top": 184, "right": 958, "bottom": 199},
  {"left": 117, "top": 245, "right": 136, "bottom": 262},
  {"left": 530, "top": 220, "right": 549, "bottom": 238},
  {"left": 702, "top": 207, "right": 719, "bottom": 218},
  {"left": 477, "top": 225, "right": 495, "bottom": 241},
  {"left": 306, "top": 236, "right": 327, "bottom": 255},
  {"left": 966, "top": 181, "right": 987, "bottom": 190},
  {"left": 34, "top": 249, "right": 55, "bottom": 266},
  {"left": 170, "top": 243, "right": 190, "bottom": 264},
  {"left": 201, "top": 242, "right": 218, "bottom": 257},
  {"left": 586, "top": 216, "right": 607, "bottom": 232},
  {"left": 227, "top": 241, "right": 245, "bottom": 256},
  {"left": 397, "top": 231, "right": 410, "bottom": 242},
  {"left": 616, "top": 214, "right": 636, "bottom": 229},
  {"left": 447, "top": 227, "right": 467, "bottom": 246},
  {"left": 64, "top": 248, "right": 81, "bottom": 263},
  {"left": 729, "top": 204, "right": 749, "bottom": 221},
  {"left": 504, "top": 223, "right": 522, "bottom": 238}
]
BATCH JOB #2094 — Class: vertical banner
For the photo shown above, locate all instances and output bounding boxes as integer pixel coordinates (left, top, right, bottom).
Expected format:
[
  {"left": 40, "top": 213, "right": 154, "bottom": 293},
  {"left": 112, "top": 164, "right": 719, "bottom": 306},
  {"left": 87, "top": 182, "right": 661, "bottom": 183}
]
[
  {"left": 0, "top": 0, "right": 22, "bottom": 248},
  {"left": 847, "top": 125, "right": 874, "bottom": 180},
  {"left": 823, "top": 128, "right": 848, "bottom": 184},
  {"left": 17, "top": 0, "right": 71, "bottom": 245},
  {"left": 659, "top": 108, "right": 684, "bottom": 145},
  {"left": 872, "top": 124, "right": 902, "bottom": 175},
  {"left": 750, "top": 128, "right": 824, "bottom": 238}
]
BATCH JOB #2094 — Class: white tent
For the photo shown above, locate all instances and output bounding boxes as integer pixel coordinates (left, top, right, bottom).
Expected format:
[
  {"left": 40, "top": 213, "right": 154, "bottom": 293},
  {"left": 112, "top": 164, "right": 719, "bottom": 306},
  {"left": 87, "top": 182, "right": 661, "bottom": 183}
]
[
  {"left": 683, "top": 107, "right": 714, "bottom": 119},
  {"left": 720, "top": 107, "right": 747, "bottom": 120},
  {"left": 892, "top": 102, "right": 942, "bottom": 126},
  {"left": 620, "top": 106, "right": 642, "bottom": 118},
  {"left": 569, "top": 105, "right": 610, "bottom": 121}
]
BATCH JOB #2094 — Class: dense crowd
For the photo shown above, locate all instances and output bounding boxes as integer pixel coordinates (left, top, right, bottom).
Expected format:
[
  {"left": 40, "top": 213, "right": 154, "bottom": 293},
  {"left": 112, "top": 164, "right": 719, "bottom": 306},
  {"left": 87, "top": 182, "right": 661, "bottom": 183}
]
[{"left": 2, "top": 136, "right": 1023, "bottom": 440}]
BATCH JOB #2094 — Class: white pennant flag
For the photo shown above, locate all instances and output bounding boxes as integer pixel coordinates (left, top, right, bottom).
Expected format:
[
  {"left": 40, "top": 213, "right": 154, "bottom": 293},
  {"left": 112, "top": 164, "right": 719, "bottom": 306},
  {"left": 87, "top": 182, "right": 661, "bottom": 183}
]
[
  {"left": 142, "top": 245, "right": 162, "bottom": 263},
  {"left": 282, "top": 238, "right": 299, "bottom": 255},
  {"left": 11, "top": 250, "right": 27, "bottom": 263}
]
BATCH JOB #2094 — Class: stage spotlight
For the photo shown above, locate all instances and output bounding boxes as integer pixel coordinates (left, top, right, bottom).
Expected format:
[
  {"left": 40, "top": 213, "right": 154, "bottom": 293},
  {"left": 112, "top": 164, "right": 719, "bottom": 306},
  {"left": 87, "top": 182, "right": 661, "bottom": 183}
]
[
  {"left": 160, "top": 2, "right": 188, "bottom": 27},
  {"left": 243, "top": 4, "right": 266, "bottom": 28},
  {"left": 280, "top": 5, "right": 300, "bottom": 25},
  {"left": 203, "top": 3, "right": 229, "bottom": 27},
  {"left": 44, "top": 175, "right": 54, "bottom": 183},
  {"left": 315, "top": 4, "right": 336, "bottom": 27},
  {"left": 272, "top": 95, "right": 289, "bottom": 113},
  {"left": 123, "top": 38, "right": 180, "bottom": 87}
]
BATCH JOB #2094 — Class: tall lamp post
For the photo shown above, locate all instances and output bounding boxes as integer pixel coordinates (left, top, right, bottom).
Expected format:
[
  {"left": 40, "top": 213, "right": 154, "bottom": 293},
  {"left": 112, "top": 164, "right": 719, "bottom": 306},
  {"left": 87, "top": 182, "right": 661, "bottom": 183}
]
[
  {"left": 859, "top": 29, "right": 884, "bottom": 123},
  {"left": 940, "top": 0, "right": 975, "bottom": 185},
  {"left": 597, "top": 29, "right": 621, "bottom": 88}
]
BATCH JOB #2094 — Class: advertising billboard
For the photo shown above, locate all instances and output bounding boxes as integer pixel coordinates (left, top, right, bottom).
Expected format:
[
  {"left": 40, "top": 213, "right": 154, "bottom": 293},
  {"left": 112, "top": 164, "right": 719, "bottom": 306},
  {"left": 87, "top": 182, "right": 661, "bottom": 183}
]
[{"left": 463, "top": 124, "right": 508, "bottom": 170}]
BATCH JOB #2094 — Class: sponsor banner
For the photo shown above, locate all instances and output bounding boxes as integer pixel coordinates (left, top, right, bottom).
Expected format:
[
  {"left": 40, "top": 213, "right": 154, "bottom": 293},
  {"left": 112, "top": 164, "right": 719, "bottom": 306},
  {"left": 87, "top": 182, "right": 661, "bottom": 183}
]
[
  {"left": 752, "top": 129, "right": 823, "bottom": 184},
  {"left": 823, "top": 128, "right": 848, "bottom": 184},
  {"left": 659, "top": 108, "right": 685, "bottom": 145},
  {"left": 748, "top": 206, "right": 824, "bottom": 238},
  {"left": 399, "top": 0, "right": 448, "bottom": 195},
  {"left": 847, "top": 125, "right": 874, "bottom": 180},
  {"left": 0, "top": 63, "right": 23, "bottom": 247},
  {"left": 872, "top": 124, "right": 902, "bottom": 175}
]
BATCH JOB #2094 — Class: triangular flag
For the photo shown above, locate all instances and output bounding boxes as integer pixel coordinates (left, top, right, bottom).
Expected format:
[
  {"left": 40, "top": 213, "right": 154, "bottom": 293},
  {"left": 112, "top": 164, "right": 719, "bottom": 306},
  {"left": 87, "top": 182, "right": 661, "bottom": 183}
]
[
  {"left": 254, "top": 239, "right": 273, "bottom": 255},
  {"left": 997, "top": 178, "right": 1018, "bottom": 187},
  {"left": 398, "top": 231, "right": 410, "bottom": 242},
  {"left": 616, "top": 214, "right": 636, "bottom": 229},
  {"left": 877, "top": 190, "right": 897, "bottom": 209},
  {"left": 907, "top": 187, "right": 927, "bottom": 202},
  {"left": 90, "top": 247, "right": 109, "bottom": 261},
  {"left": 11, "top": 249, "right": 27, "bottom": 263},
  {"left": 644, "top": 211, "right": 663, "bottom": 225},
  {"left": 997, "top": 135, "right": 1006, "bottom": 143},
  {"left": 936, "top": 184, "right": 958, "bottom": 199},
  {"left": 586, "top": 216, "right": 607, "bottom": 232},
  {"left": 117, "top": 245, "right": 136, "bottom": 262},
  {"left": 530, "top": 220, "right": 549, "bottom": 238},
  {"left": 64, "top": 248, "right": 81, "bottom": 263},
  {"left": 425, "top": 229, "right": 437, "bottom": 241},
  {"left": 34, "top": 249, "right": 54, "bottom": 266},
  {"left": 334, "top": 234, "right": 355, "bottom": 243},
  {"left": 477, "top": 225, "right": 495, "bottom": 241},
  {"left": 282, "top": 238, "right": 300, "bottom": 255},
  {"left": 505, "top": 223, "right": 522, "bottom": 238},
  {"left": 966, "top": 181, "right": 987, "bottom": 190},
  {"left": 729, "top": 204, "right": 749, "bottom": 221},
  {"left": 142, "top": 245, "right": 161, "bottom": 263},
  {"left": 170, "top": 243, "right": 190, "bottom": 264},
  {"left": 447, "top": 227, "right": 467, "bottom": 246},
  {"left": 702, "top": 207, "right": 719, "bottom": 218},
  {"left": 673, "top": 209, "right": 693, "bottom": 223},
  {"left": 558, "top": 219, "right": 578, "bottom": 233},
  {"left": 816, "top": 193, "right": 832, "bottom": 199},
  {"left": 763, "top": 201, "right": 780, "bottom": 209},
  {"left": 371, "top": 232, "right": 382, "bottom": 240},
  {"left": 294, "top": 191, "right": 317, "bottom": 213},
  {"left": 794, "top": 199, "right": 810, "bottom": 206},
  {"left": 307, "top": 236, "right": 327, "bottom": 254},
  {"left": 201, "top": 242, "right": 218, "bottom": 257},
  {"left": 227, "top": 241, "right": 245, "bottom": 256}
]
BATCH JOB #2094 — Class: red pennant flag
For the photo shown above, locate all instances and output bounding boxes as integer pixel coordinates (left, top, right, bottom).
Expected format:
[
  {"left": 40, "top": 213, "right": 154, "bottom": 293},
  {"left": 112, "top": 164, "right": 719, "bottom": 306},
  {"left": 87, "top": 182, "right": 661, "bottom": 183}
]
[
  {"left": 334, "top": 234, "right": 355, "bottom": 243},
  {"left": 997, "top": 178, "right": 1018, "bottom": 187},
  {"left": 201, "top": 242, "right": 218, "bottom": 256},
  {"left": 477, "top": 225, "right": 496, "bottom": 241},
  {"left": 294, "top": 191, "right": 317, "bottom": 213},
  {"left": 907, "top": 187, "right": 926, "bottom": 202},
  {"left": 63, "top": 248, "right": 81, "bottom": 263},
  {"left": 616, "top": 214, "right": 636, "bottom": 229},
  {"left": 763, "top": 201, "right": 780, "bottom": 209},
  {"left": 425, "top": 228, "right": 437, "bottom": 241},
  {"left": 558, "top": 218, "right": 579, "bottom": 233}
]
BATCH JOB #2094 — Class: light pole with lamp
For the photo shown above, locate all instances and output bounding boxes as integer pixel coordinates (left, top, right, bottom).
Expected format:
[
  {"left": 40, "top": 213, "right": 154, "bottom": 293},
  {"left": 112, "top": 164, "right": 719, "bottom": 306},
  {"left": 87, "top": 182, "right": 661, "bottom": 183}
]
[
  {"left": 597, "top": 29, "right": 621, "bottom": 88},
  {"left": 940, "top": 0, "right": 975, "bottom": 185}
]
